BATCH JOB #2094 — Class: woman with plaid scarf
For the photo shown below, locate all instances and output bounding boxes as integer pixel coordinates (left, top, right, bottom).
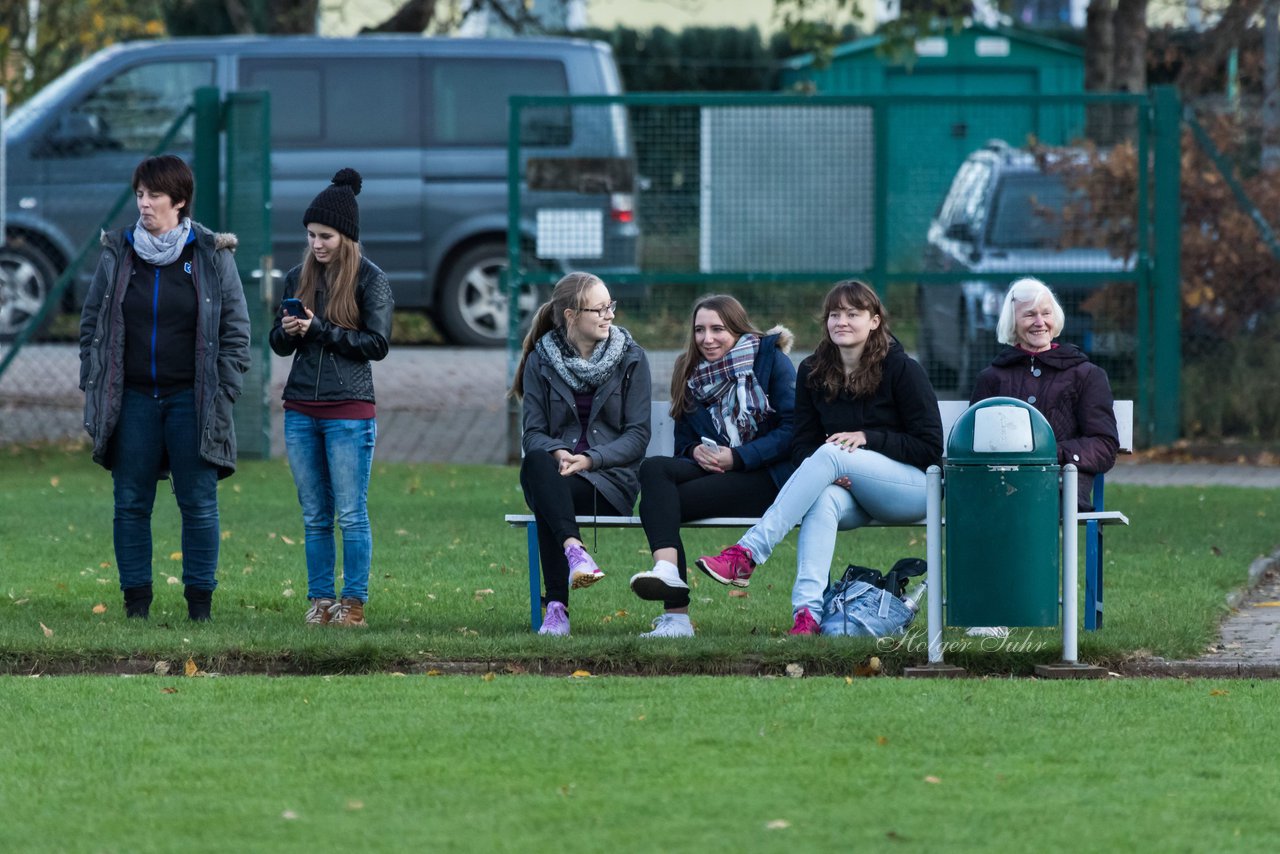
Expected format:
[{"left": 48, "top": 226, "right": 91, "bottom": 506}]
[
  {"left": 696, "top": 281, "right": 943, "bottom": 636},
  {"left": 628, "top": 295, "right": 796, "bottom": 637}
]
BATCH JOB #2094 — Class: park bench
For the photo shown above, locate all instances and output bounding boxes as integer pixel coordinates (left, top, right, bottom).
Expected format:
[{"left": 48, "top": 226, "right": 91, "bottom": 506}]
[{"left": 507, "top": 399, "right": 1133, "bottom": 632}]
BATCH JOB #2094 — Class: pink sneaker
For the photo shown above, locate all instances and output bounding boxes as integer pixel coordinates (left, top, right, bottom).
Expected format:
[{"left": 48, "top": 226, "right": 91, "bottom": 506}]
[
  {"left": 566, "top": 544, "right": 605, "bottom": 589},
  {"left": 695, "top": 545, "right": 755, "bottom": 588},
  {"left": 789, "top": 607, "right": 820, "bottom": 636},
  {"left": 538, "top": 601, "right": 570, "bottom": 636}
]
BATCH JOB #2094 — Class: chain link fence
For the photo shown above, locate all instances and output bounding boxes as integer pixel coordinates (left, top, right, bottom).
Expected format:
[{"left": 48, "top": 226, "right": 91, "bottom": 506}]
[{"left": 506, "top": 92, "right": 1162, "bottom": 441}]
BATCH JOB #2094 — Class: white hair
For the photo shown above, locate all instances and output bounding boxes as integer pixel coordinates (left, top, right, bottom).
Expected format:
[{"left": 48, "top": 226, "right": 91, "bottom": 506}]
[{"left": 996, "top": 277, "right": 1066, "bottom": 346}]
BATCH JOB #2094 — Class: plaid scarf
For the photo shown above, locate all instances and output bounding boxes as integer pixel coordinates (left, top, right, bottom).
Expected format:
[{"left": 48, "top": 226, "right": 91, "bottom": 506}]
[
  {"left": 536, "top": 325, "right": 633, "bottom": 393},
  {"left": 687, "top": 333, "right": 772, "bottom": 447}
]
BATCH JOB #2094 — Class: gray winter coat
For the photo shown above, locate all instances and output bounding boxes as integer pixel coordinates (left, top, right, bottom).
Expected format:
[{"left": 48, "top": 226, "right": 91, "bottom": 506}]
[
  {"left": 79, "top": 222, "right": 251, "bottom": 477},
  {"left": 520, "top": 341, "right": 652, "bottom": 514}
]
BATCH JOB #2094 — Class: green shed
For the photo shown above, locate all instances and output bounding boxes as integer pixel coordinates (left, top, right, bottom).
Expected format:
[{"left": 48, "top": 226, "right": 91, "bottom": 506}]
[{"left": 780, "top": 24, "right": 1087, "bottom": 270}]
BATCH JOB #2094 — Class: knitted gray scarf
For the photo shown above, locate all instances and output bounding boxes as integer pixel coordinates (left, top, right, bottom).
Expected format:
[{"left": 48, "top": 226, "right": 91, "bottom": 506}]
[
  {"left": 132, "top": 217, "right": 193, "bottom": 267},
  {"left": 537, "top": 325, "right": 633, "bottom": 393}
]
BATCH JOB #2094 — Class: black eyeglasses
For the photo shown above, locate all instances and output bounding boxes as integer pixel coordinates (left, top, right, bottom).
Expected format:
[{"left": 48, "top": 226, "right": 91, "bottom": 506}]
[{"left": 579, "top": 301, "right": 618, "bottom": 317}]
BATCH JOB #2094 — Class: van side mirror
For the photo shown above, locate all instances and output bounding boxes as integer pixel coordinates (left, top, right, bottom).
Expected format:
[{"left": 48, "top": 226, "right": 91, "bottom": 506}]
[
  {"left": 945, "top": 222, "right": 975, "bottom": 243},
  {"left": 42, "top": 113, "right": 112, "bottom": 156}
]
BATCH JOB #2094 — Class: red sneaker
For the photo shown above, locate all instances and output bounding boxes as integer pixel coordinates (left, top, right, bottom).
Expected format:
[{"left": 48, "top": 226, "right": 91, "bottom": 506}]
[
  {"left": 789, "top": 607, "right": 820, "bottom": 636},
  {"left": 695, "top": 545, "right": 755, "bottom": 588}
]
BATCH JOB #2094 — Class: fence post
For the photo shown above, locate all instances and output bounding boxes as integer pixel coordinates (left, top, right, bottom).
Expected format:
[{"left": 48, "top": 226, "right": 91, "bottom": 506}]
[
  {"left": 1150, "top": 85, "right": 1182, "bottom": 445},
  {"left": 192, "top": 87, "right": 222, "bottom": 230}
]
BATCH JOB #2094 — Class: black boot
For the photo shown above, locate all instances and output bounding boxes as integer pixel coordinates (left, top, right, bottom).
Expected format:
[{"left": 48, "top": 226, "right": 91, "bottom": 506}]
[
  {"left": 184, "top": 587, "right": 213, "bottom": 622},
  {"left": 123, "top": 585, "right": 153, "bottom": 619}
]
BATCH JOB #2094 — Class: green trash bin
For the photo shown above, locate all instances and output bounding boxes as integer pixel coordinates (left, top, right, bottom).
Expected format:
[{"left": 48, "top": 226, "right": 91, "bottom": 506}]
[{"left": 945, "top": 397, "right": 1059, "bottom": 627}]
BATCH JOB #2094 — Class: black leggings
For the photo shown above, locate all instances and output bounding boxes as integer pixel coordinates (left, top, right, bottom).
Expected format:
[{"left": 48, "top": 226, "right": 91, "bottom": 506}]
[
  {"left": 520, "top": 450, "right": 627, "bottom": 606},
  {"left": 638, "top": 456, "right": 779, "bottom": 608}
]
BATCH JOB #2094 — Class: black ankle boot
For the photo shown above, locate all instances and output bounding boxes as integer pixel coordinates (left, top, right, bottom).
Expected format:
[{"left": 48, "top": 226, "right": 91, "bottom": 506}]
[
  {"left": 184, "top": 587, "right": 213, "bottom": 622},
  {"left": 123, "top": 585, "right": 153, "bottom": 619}
]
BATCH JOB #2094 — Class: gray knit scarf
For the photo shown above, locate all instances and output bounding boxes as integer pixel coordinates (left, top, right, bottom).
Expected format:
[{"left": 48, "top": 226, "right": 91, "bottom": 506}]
[
  {"left": 688, "top": 333, "right": 772, "bottom": 447},
  {"left": 132, "top": 217, "right": 193, "bottom": 267},
  {"left": 537, "top": 325, "right": 633, "bottom": 393}
]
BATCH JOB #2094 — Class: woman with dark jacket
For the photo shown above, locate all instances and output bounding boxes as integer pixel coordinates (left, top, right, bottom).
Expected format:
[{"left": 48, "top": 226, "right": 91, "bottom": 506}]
[
  {"left": 628, "top": 295, "right": 795, "bottom": 638},
  {"left": 269, "top": 169, "right": 393, "bottom": 628},
  {"left": 79, "top": 154, "right": 251, "bottom": 621},
  {"left": 511, "top": 272, "right": 652, "bottom": 636},
  {"left": 697, "top": 280, "right": 942, "bottom": 635},
  {"left": 971, "top": 277, "right": 1118, "bottom": 510}
]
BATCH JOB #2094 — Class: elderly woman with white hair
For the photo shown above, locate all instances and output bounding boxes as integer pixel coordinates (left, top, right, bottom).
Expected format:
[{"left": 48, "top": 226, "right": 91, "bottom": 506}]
[{"left": 970, "top": 277, "right": 1119, "bottom": 511}]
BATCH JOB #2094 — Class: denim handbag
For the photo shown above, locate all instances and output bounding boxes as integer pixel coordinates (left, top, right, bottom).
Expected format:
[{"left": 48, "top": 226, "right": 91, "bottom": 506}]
[{"left": 819, "top": 579, "right": 916, "bottom": 637}]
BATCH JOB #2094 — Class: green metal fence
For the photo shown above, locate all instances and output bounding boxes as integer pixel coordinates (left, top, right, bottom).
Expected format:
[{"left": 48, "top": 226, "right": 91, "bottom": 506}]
[{"left": 506, "top": 89, "right": 1184, "bottom": 445}]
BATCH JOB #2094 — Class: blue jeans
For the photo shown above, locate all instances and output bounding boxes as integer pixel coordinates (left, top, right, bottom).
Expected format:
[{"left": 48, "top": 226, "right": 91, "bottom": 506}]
[
  {"left": 738, "top": 443, "right": 927, "bottom": 618},
  {"left": 284, "top": 411, "right": 376, "bottom": 602},
  {"left": 110, "top": 387, "right": 220, "bottom": 591}
]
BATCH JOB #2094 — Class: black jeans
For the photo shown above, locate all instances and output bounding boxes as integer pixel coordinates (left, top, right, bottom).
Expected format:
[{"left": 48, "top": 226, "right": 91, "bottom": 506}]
[
  {"left": 520, "top": 450, "right": 627, "bottom": 606},
  {"left": 638, "top": 456, "right": 779, "bottom": 608}
]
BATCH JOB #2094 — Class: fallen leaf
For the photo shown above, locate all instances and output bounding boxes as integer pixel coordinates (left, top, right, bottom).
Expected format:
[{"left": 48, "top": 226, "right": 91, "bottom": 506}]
[
  {"left": 1210, "top": 689, "right": 1229, "bottom": 697},
  {"left": 876, "top": 736, "right": 889, "bottom": 746},
  {"left": 40, "top": 622, "right": 54, "bottom": 638},
  {"left": 281, "top": 535, "right": 296, "bottom": 545},
  {"left": 1254, "top": 601, "right": 1280, "bottom": 608},
  {"left": 390, "top": 672, "right": 407, "bottom": 677},
  {"left": 169, "top": 551, "right": 183, "bottom": 561},
  {"left": 845, "top": 676, "right": 853, "bottom": 685},
  {"left": 569, "top": 669, "right": 593, "bottom": 678},
  {"left": 614, "top": 609, "right": 628, "bottom": 617},
  {"left": 426, "top": 669, "right": 443, "bottom": 676},
  {"left": 924, "top": 776, "right": 942, "bottom": 784},
  {"left": 161, "top": 687, "right": 178, "bottom": 694},
  {"left": 154, "top": 661, "right": 171, "bottom": 675},
  {"left": 785, "top": 663, "right": 804, "bottom": 678},
  {"left": 1210, "top": 546, "right": 1222, "bottom": 556},
  {"left": 184, "top": 658, "right": 198, "bottom": 678},
  {"left": 728, "top": 589, "right": 749, "bottom": 598},
  {"left": 765, "top": 819, "right": 791, "bottom": 830},
  {"left": 854, "top": 657, "right": 883, "bottom": 678},
  {"left": 220, "top": 531, "right": 232, "bottom": 540},
  {"left": 92, "top": 603, "right": 107, "bottom": 614},
  {"left": 482, "top": 672, "right": 496, "bottom": 682},
  {"left": 281, "top": 810, "right": 298, "bottom": 820},
  {"left": 166, "top": 575, "right": 180, "bottom": 585},
  {"left": 345, "top": 800, "right": 364, "bottom": 811},
  {"left": 395, "top": 529, "right": 409, "bottom": 536},
  {"left": 50, "top": 477, "right": 60, "bottom": 487}
]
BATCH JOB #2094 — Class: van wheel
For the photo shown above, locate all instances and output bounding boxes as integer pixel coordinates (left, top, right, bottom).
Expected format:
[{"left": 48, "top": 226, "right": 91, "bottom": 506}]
[
  {"left": 0, "top": 241, "right": 58, "bottom": 343},
  {"left": 437, "top": 243, "right": 538, "bottom": 347}
]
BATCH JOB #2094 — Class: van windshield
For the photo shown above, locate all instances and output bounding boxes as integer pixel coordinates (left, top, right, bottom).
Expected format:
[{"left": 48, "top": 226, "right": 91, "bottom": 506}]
[
  {"left": 985, "top": 173, "right": 1072, "bottom": 249},
  {"left": 4, "top": 47, "right": 121, "bottom": 138}
]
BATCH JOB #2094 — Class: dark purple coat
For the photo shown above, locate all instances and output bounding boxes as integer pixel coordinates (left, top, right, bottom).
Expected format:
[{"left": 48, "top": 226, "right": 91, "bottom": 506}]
[{"left": 971, "top": 343, "right": 1118, "bottom": 509}]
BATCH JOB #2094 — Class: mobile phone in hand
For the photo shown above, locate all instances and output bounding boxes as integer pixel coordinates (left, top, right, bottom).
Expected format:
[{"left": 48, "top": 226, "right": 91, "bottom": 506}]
[
  {"left": 700, "top": 436, "right": 720, "bottom": 451},
  {"left": 281, "top": 298, "right": 307, "bottom": 319}
]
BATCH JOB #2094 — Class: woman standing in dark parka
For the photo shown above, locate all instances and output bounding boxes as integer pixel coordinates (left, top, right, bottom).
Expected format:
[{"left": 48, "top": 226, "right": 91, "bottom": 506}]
[{"left": 80, "top": 154, "right": 250, "bottom": 621}]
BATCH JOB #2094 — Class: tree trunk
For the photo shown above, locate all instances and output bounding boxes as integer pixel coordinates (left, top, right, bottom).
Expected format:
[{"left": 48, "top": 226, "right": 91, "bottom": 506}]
[
  {"left": 1085, "top": 0, "right": 1116, "bottom": 141},
  {"left": 361, "top": 0, "right": 438, "bottom": 33},
  {"left": 1174, "top": 0, "right": 1264, "bottom": 95},
  {"left": 1112, "top": 0, "right": 1147, "bottom": 94},
  {"left": 265, "top": 0, "right": 319, "bottom": 34}
]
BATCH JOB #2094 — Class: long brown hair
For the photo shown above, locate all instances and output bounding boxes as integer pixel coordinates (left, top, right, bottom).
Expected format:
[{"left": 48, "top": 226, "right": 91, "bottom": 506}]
[
  {"left": 294, "top": 232, "right": 362, "bottom": 329},
  {"left": 807, "top": 280, "right": 891, "bottom": 400},
  {"left": 509, "top": 272, "right": 605, "bottom": 398},
  {"left": 669, "top": 294, "right": 763, "bottom": 419}
]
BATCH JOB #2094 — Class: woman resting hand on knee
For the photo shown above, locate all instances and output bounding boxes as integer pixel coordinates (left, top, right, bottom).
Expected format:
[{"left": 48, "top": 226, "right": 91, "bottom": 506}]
[
  {"left": 629, "top": 295, "right": 796, "bottom": 638},
  {"left": 697, "top": 280, "right": 942, "bottom": 635},
  {"left": 511, "top": 273, "right": 652, "bottom": 637}
]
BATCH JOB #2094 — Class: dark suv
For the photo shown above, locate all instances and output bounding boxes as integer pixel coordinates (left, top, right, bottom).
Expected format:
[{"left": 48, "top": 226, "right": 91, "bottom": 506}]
[{"left": 918, "top": 140, "right": 1133, "bottom": 395}]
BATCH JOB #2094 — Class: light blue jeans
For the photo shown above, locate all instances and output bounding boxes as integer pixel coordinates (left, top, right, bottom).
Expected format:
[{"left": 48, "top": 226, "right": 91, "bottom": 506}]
[
  {"left": 284, "top": 411, "right": 377, "bottom": 602},
  {"left": 738, "top": 443, "right": 927, "bottom": 618}
]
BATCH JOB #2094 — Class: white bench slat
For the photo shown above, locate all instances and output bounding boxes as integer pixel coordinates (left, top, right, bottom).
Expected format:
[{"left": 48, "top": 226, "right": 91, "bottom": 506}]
[{"left": 504, "top": 511, "right": 1129, "bottom": 528}]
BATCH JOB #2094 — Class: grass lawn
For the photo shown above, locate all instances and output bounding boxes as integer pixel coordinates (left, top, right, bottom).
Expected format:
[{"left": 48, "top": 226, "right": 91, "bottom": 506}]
[
  {"left": 2, "top": 675, "right": 1277, "bottom": 853},
  {"left": 1, "top": 444, "right": 1277, "bottom": 674}
]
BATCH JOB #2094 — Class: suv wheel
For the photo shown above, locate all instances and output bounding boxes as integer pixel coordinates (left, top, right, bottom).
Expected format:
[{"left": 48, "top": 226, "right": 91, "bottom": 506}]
[
  {"left": 437, "top": 242, "right": 539, "bottom": 347},
  {"left": 0, "top": 241, "right": 58, "bottom": 343}
]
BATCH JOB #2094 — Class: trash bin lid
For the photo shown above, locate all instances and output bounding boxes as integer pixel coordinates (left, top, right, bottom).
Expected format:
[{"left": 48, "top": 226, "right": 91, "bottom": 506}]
[{"left": 946, "top": 397, "right": 1057, "bottom": 464}]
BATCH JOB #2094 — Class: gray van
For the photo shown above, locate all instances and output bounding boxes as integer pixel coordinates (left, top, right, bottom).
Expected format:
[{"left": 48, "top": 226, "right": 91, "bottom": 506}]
[{"left": 1, "top": 36, "right": 638, "bottom": 345}]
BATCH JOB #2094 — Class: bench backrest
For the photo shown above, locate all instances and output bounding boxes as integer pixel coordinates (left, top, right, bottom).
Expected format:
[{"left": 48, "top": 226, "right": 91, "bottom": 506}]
[{"left": 646, "top": 399, "right": 1134, "bottom": 458}]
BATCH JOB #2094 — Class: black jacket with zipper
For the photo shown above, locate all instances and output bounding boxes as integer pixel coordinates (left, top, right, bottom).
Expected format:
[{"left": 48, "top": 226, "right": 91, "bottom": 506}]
[{"left": 268, "top": 256, "right": 393, "bottom": 403}]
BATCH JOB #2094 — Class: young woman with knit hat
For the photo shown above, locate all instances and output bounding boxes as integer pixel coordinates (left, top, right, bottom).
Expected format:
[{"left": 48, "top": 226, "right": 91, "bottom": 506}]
[
  {"left": 269, "top": 168, "right": 393, "bottom": 627},
  {"left": 510, "top": 272, "right": 652, "bottom": 636}
]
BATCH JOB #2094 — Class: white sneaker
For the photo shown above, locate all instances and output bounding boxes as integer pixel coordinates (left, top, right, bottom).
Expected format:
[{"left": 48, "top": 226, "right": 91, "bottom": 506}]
[
  {"left": 640, "top": 613, "right": 695, "bottom": 638},
  {"left": 965, "top": 626, "right": 1010, "bottom": 639},
  {"left": 629, "top": 561, "right": 689, "bottom": 601}
]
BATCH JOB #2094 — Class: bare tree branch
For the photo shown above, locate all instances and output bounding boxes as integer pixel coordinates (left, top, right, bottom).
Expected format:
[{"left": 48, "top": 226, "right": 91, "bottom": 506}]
[
  {"left": 1175, "top": 0, "right": 1265, "bottom": 94},
  {"left": 360, "top": 0, "right": 438, "bottom": 33}
]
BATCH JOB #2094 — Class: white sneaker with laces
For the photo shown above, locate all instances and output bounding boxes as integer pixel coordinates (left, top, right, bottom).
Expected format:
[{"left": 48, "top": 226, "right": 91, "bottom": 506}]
[
  {"left": 640, "top": 613, "right": 695, "bottom": 638},
  {"left": 629, "top": 560, "right": 689, "bottom": 600},
  {"left": 965, "top": 626, "right": 1010, "bottom": 639}
]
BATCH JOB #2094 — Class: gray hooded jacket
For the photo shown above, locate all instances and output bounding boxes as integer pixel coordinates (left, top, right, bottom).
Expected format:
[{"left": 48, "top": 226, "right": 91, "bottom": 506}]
[{"left": 79, "top": 222, "right": 251, "bottom": 477}]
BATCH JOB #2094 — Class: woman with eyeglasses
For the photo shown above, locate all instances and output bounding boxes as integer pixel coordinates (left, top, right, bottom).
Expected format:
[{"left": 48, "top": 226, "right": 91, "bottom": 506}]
[{"left": 509, "top": 272, "right": 652, "bottom": 636}]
